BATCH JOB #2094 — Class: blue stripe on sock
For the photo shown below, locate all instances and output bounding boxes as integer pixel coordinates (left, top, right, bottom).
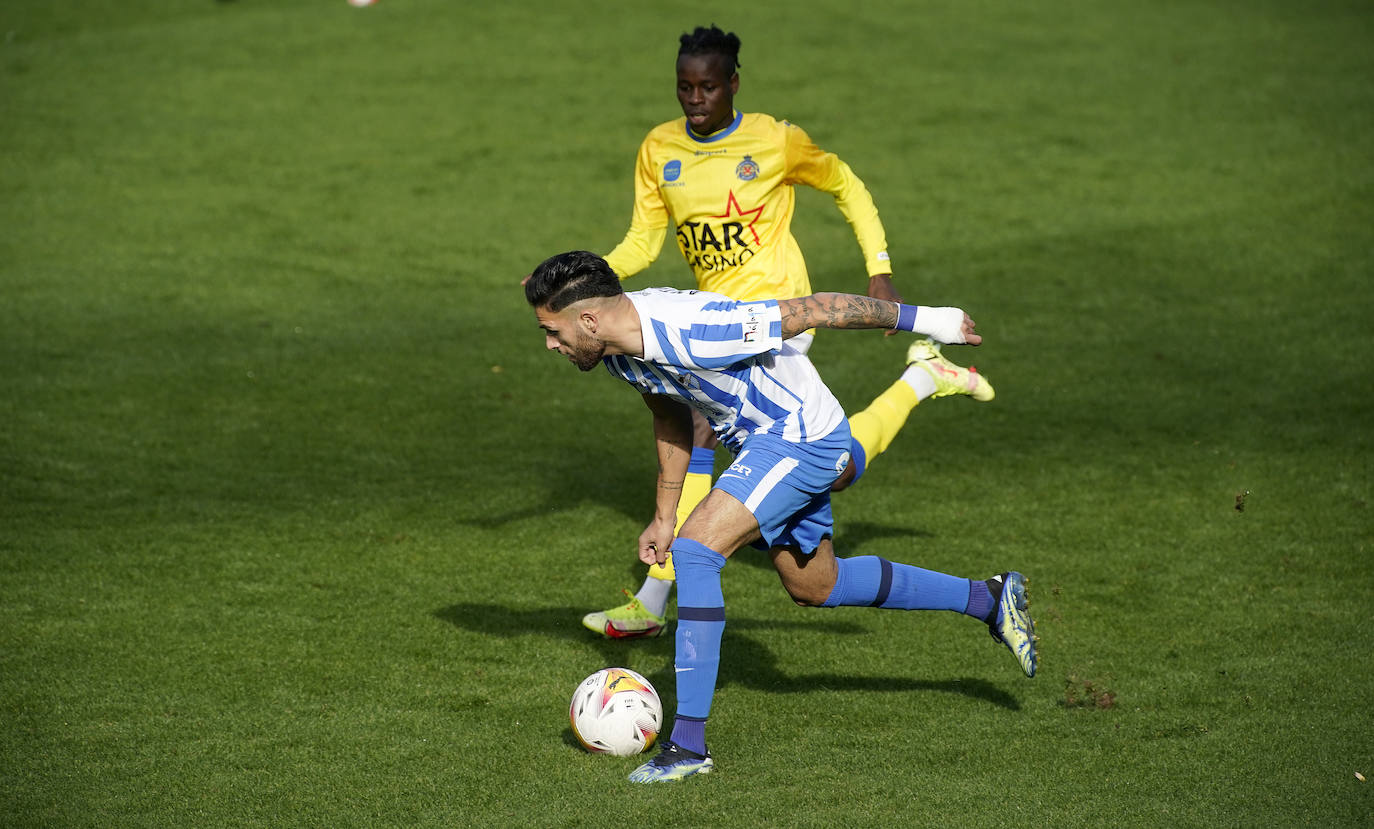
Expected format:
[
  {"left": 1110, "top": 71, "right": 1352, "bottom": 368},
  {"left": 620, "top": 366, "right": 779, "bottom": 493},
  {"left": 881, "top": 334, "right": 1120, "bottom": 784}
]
[
  {"left": 679, "top": 606, "right": 726, "bottom": 622},
  {"left": 688, "top": 447, "right": 715, "bottom": 475},
  {"left": 870, "top": 558, "right": 893, "bottom": 607}
]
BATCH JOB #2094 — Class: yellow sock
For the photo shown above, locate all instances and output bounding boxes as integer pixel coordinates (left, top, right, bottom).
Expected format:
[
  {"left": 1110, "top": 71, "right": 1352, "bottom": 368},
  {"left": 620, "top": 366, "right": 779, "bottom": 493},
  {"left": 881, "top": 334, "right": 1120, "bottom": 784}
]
[
  {"left": 674, "top": 469, "right": 712, "bottom": 533},
  {"left": 848, "top": 378, "right": 920, "bottom": 467},
  {"left": 647, "top": 465, "right": 712, "bottom": 582}
]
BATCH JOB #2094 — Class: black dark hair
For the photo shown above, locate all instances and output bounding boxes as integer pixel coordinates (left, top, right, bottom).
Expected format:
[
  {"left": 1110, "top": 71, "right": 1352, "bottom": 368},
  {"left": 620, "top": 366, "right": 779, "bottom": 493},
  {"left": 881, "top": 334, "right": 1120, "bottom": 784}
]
[
  {"left": 678, "top": 24, "right": 741, "bottom": 74},
  {"left": 524, "top": 251, "right": 623, "bottom": 311}
]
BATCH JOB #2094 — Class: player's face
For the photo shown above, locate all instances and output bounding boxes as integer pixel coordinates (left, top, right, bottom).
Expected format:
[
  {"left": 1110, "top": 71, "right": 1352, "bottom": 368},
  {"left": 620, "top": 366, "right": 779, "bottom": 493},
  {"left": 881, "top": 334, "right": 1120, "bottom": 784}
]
[
  {"left": 535, "top": 307, "right": 605, "bottom": 372},
  {"left": 676, "top": 53, "right": 738, "bottom": 136}
]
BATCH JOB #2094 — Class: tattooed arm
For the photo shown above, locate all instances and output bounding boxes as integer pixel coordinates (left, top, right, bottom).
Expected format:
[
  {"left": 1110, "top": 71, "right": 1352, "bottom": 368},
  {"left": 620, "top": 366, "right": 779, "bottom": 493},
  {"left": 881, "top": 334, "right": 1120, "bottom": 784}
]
[
  {"left": 638, "top": 393, "right": 693, "bottom": 566},
  {"left": 777, "top": 293, "right": 982, "bottom": 345}
]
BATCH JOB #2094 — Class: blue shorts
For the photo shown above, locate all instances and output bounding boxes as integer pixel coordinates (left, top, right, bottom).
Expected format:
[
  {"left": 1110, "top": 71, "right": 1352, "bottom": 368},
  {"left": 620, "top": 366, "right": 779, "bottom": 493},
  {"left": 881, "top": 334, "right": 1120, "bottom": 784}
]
[{"left": 711, "top": 425, "right": 851, "bottom": 554}]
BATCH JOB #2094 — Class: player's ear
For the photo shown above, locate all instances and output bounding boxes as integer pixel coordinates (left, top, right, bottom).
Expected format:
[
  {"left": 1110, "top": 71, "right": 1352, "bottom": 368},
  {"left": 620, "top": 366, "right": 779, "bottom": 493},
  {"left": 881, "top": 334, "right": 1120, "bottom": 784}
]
[
  {"left": 729, "top": 72, "right": 739, "bottom": 96},
  {"left": 579, "top": 309, "right": 598, "bottom": 334}
]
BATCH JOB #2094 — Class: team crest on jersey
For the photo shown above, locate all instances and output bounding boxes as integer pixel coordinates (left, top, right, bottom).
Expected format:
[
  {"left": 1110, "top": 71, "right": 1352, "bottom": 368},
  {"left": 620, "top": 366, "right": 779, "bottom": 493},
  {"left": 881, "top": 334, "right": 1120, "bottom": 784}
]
[
  {"left": 673, "top": 371, "right": 700, "bottom": 390},
  {"left": 735, "top": 155, "right": 759, "bottom": 181}
]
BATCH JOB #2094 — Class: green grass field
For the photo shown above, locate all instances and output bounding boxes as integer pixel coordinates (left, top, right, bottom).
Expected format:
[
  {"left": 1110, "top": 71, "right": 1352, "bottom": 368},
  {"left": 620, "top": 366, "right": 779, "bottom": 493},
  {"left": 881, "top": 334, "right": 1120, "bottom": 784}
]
[{"left": 3, "top": 0, "right": 1371, "bottom": 825}]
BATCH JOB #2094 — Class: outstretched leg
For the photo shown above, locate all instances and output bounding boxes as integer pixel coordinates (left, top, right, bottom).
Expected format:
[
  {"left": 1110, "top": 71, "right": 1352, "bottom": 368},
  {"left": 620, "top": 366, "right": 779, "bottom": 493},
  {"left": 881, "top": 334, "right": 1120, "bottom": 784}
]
[
  {"left": 771, "top": 539, "right": 1037, "bottom": 676},
  {"left": 836, "top": 340, "right": 994, "bottom": 491}
]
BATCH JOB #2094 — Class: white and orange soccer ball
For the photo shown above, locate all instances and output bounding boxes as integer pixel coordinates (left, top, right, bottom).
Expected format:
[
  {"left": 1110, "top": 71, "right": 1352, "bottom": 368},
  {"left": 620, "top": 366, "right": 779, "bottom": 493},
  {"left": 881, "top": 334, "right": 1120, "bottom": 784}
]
[{"left": 569, "top": 667, "right": 662, "bottom": 756}]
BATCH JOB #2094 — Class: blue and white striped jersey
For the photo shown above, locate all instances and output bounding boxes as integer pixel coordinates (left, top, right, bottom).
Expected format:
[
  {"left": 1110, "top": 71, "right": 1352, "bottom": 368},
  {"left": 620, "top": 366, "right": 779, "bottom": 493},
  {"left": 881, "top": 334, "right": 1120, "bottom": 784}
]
[{"left": 604, "top": 288, "right": 846, "bottom": 453}]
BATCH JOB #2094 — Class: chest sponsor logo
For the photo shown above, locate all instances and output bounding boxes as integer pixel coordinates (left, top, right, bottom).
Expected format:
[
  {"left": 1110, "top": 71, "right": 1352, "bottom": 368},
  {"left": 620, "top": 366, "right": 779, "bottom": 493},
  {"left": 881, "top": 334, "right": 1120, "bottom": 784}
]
[
  {"left": 676, "top": 191, "right": 765, "bottom": 272},
  {"left": 663, "top": 159, "right": 682, "bottom": 182}
]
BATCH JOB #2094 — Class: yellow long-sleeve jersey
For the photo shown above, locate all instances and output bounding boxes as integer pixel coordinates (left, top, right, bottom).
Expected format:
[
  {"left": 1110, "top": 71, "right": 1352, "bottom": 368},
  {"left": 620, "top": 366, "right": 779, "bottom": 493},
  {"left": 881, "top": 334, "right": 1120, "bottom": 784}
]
[{"left": 604, "top": 111, "right": 891, "bottom": 302}]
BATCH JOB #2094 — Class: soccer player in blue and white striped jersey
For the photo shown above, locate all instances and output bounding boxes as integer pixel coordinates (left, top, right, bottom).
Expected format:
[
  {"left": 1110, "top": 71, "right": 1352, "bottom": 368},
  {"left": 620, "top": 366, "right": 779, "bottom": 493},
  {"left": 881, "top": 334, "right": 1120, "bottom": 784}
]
[
  {"left": 526, "top": 251, "right": 1037, "bottom": 783},
  {"left": 603, "top": 287, "right": 844, "bottom": 454}
]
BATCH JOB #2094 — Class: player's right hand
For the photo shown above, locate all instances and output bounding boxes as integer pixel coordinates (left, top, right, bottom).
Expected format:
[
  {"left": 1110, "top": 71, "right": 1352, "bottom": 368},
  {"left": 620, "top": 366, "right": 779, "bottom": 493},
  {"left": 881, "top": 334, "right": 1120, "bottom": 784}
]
[{"left": 638, "top": 519, "right": 675, "bottom": 566}]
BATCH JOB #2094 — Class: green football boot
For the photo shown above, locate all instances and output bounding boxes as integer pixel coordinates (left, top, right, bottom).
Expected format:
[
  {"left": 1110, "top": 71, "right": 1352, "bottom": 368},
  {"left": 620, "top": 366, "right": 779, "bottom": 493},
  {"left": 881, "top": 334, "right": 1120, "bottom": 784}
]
[
  {"left": 906, "top": 338, "right": 995, "bottom": 402},
  {"left": 581, "top": 589, "right": 667, "bottom": 639}
]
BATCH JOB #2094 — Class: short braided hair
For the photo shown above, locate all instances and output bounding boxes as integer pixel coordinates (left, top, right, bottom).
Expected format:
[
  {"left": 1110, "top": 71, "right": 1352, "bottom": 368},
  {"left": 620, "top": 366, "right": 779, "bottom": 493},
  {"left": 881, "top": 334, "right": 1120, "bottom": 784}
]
[{"left": 678, "top": 25, "right": 741, "bottom": 73}]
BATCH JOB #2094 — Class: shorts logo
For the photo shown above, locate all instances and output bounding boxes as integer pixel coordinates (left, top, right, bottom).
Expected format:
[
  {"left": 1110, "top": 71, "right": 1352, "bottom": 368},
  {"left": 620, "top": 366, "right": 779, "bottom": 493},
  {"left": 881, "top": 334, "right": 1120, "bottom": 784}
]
[
  {"left": 664, "top": 160, "right": 682, "bottom": 182},
  {"left": 724, "top": 461, "right": 752, "bottom": 478},
  {"left": 835, "top": 451, "right": 851, "bottom": 475},
  {"left": 735, "top": 155, "right": 759, "bottom": 181}
]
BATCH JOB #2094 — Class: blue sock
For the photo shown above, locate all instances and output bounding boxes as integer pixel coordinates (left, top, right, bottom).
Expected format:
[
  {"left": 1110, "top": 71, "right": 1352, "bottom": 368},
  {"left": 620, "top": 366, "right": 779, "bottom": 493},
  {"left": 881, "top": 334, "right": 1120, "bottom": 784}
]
[
  {"left": 688, "top": 446, "right": 715, "bottom": 475},
  {"left": 966, "top": 579, "right": 996, "bottom": 623},
  {"left": 668, "top": 537, "right": 727, "bottom": 756},
  {"left": 669, "top": 716, "right": 707, "bottom": 756},
  {"left": 821, "top": 555, "right": 978, "bottom": 615}
]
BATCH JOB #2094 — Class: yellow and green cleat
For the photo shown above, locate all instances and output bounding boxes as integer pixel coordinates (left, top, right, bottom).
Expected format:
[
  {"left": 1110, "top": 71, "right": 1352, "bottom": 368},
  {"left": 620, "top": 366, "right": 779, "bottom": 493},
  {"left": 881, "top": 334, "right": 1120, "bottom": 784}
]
[
  {"left": 906, "top": 338, "right": 995, "bottom": 402},
  {"left": 581, "top": 589, "right": 667, "bottom": 639}
]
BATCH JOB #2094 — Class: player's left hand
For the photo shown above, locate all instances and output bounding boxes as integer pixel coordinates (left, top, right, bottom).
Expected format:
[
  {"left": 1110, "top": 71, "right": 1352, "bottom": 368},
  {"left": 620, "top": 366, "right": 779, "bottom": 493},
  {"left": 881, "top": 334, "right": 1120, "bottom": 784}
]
[
  {"left": 914, "top": 306, "right": 983, "bottom": 346},
  {"left": 868, "top": 274, "right": 902, "bottom": 336}
]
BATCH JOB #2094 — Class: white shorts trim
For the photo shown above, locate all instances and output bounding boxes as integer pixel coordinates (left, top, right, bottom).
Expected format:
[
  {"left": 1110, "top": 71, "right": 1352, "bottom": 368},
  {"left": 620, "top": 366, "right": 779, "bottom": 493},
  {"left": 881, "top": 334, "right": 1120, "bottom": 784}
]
[{"left": 743, "top": 456, "right": 800, "bottom": 512}]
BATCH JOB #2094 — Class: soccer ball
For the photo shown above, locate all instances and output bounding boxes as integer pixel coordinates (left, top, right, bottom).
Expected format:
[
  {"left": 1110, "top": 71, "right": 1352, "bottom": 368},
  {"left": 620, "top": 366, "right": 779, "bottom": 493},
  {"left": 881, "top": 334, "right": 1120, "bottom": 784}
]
[{"left": 569, "top": 667, "right": 662, "bottom": 756}]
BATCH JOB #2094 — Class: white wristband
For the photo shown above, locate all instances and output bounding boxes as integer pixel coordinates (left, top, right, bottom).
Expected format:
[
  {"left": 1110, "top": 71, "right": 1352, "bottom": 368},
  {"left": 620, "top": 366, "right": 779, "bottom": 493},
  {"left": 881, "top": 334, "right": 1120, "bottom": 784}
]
[{"left": 894, "top": 304, "right": 967, "bottom": 344}]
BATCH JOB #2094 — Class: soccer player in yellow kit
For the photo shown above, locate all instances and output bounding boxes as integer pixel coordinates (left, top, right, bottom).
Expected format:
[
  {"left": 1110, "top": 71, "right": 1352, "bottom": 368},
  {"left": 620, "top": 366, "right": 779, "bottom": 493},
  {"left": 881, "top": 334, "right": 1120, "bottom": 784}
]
[{"left": 583, "top": 25, "right": 993, "bottom": 638}]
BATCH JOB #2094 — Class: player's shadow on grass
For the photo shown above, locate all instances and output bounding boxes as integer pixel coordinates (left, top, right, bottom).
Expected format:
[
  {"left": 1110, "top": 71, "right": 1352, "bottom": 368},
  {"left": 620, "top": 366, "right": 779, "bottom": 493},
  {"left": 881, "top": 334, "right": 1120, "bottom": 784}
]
[
  {"left": 450, "top": 430, "right": 651, "bottom": 531},
  {"left": 834, "top": 520, "right": 934, "bottom": 550},
  {"left": 432, "top": 602, "right": 1019, "bottom": 711},
  {"left": 720, "top": 630, "right": 1020, "bottom": 711},
  {"left": 432, "top": 602, "right": 872, "bottom": 641}
]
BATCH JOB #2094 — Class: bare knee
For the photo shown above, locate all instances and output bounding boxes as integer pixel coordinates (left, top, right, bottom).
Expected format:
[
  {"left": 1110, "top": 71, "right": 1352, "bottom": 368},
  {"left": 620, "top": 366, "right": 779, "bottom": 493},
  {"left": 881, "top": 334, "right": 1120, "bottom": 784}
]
[
  {"left": 787, "top": 587, "right": 830, "bottom": 607},
  {"left": 772, "top": 545, "right": 838, "bottom": 607},
  {"left": 781, "top": 570, "right": 834, "bottom": 606}
]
